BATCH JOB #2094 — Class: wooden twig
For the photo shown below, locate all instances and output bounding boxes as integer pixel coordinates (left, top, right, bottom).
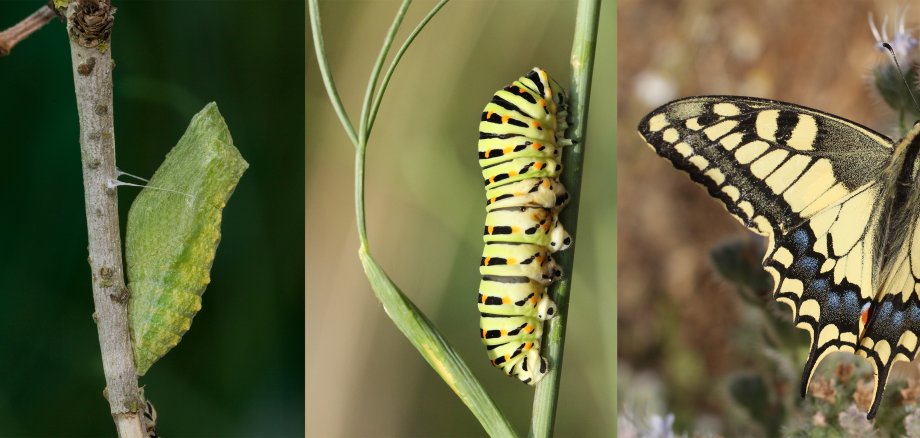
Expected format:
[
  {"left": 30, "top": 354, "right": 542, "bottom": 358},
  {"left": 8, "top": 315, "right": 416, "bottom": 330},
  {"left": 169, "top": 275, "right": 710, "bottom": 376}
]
[
  {"left": 0, "top": 4, "right": 57, "bottom": 57},
  {"left": 65, "top": 1, "right": 145, "bottom": 436}
]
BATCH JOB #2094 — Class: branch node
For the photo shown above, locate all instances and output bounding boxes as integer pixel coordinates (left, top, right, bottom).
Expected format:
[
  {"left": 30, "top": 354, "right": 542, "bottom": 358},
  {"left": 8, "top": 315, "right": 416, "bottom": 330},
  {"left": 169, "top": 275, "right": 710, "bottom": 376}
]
[{"left": 69, "top": 0, "right": 114, "bottom": 48}]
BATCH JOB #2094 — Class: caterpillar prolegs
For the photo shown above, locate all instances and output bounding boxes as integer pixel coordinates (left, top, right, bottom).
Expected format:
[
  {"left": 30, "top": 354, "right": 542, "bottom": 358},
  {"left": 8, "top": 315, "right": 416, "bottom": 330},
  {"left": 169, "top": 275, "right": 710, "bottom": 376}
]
[{"left": 478, "top": 68, "right": 572, "bottom": 385}]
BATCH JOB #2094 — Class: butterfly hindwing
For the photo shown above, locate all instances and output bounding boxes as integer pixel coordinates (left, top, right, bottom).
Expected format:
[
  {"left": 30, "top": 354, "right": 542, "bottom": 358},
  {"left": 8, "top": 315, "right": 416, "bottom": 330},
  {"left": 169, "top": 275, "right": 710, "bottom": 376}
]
[
  {"left": 767, "top": 184, "right": 881, "bottom": 394},
  {"left": 857, "top": 178, "right": 920, "bottom": 417}
]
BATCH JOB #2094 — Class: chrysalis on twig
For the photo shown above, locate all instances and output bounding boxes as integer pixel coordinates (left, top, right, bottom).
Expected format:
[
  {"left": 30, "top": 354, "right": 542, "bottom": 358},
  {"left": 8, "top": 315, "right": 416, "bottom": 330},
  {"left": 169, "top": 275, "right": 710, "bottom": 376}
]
[{"left": 126, "top": 102, "right": 249, "bottom": 376}]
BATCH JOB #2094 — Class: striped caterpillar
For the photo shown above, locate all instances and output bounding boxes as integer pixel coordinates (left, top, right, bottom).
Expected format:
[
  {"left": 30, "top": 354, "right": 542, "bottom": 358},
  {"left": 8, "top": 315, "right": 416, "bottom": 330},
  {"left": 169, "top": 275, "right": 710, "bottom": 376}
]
[{"left": 477, "top": 68, "right": 572, "bottom": 384}]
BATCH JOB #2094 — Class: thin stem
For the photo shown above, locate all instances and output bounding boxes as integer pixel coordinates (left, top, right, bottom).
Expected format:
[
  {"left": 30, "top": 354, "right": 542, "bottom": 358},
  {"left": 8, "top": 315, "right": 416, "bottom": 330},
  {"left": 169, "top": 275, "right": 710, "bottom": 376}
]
[
  {"left": 359, "top": 0, "right": 411, "bottom": 145},
  {"left": 311, "top": 0, "right": 515, "bottom": 434},
  {"left": 355, "top": 142, "right": 369, "bottom": 248},
  {"left": 0, "top": 4, "right": 57, "bottom": 56},
  {"left": 66, "top": 1, "right": 145, "bottom": 436},
  {"left": 365, "top": 0, "right": 449, "bottom": 136},
  {"left": 308, "top": 0, "right": 359, "bottom": 147},
  {"left": 529, "top": 0, "right": 600, "bottom": 436}
]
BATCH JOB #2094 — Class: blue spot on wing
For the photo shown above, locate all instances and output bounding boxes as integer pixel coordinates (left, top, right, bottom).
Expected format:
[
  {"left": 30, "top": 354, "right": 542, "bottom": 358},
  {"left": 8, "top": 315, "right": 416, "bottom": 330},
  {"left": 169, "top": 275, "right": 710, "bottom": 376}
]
[{"left": 790, "top": 229, "right": 811, "bottom": 255}]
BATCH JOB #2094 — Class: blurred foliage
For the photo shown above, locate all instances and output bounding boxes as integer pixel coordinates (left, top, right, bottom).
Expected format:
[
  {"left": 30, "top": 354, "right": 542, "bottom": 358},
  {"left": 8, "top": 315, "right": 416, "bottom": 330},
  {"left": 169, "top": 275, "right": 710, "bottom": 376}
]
[
  {"left": 307, "top": 0, "right": 615, "bottom": 436},
  {"left": 0, "top": 0, "right": 304, "bottom": 435}
]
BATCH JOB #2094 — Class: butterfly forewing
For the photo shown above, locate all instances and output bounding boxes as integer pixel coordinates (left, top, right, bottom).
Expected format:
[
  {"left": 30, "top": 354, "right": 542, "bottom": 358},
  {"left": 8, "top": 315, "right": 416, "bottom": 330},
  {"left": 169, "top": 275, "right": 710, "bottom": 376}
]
[{"left": 638, "top": 96, "right": 910, "bottom": 418}]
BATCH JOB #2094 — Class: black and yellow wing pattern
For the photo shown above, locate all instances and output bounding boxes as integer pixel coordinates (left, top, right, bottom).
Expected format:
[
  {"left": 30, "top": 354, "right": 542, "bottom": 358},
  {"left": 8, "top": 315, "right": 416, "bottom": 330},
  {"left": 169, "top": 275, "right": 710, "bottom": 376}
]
[{"left": 638, "top": 95, "right": 920, "bottom": 418}]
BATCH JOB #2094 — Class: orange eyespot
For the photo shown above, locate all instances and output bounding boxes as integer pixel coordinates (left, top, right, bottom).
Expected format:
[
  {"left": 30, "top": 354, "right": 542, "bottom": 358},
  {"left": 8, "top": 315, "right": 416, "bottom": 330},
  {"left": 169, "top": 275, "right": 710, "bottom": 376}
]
[
  {"left": 534, "top": 162, "right": 544, "bottom": 170},
  {"left": 507, "top": 257, "right": 517, "bottom": 264},
  {"left": 504, "top": 147, "right": 513, "bottom": 154},
  {"left": 487, "top": 225, "right": 495, "bottom": 234},
  {"left": 503, "top": 296, "right": 511, "bottom": 305},
  {"left": 531, "top": 121, "right": 540, "bottom": 128},
  {"left": 502, "top": 115, "right": 510, "bottom": 124},
  {"left": 487, "top": 111, "right": 494, "bottom": 118},
  {"left": 532, "top": 143, "right": 541, "bottom": 150},
  {"left": 484, "top": 256, "right": 492, "bottom": 266}
]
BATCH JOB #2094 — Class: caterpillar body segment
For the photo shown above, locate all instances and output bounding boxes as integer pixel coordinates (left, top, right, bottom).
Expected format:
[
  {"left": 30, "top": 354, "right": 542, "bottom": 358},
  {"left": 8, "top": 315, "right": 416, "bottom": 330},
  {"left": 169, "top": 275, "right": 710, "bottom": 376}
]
[
  {"left": 484, "top": 177, "right": 569, "bottom": 211},
  {"left": 477, "top": 67, "right": 571, "bottom": 385},
  {"left": 480, "top": 243, "right": 562, "bottom": 284}
]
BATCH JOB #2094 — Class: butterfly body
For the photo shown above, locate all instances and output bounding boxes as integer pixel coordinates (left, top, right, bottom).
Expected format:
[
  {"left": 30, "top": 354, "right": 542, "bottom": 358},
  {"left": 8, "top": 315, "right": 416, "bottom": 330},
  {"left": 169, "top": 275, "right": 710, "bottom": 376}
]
[{"left": 639, "top": 96, "right": 920, "bottom": 418}]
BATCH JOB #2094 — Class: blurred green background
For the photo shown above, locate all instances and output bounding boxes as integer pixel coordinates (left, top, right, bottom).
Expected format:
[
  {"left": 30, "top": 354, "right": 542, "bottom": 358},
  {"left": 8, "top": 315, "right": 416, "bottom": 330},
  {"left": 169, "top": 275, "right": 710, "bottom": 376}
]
[
  {"left": 0, "top": 0, "right": 304, "bottom": 436},
  {"left": 618, "top": 0, "right": 918, "bottom": 435},
  {"left": 307, "top": 0, "right": 614, "bottom": 436}
]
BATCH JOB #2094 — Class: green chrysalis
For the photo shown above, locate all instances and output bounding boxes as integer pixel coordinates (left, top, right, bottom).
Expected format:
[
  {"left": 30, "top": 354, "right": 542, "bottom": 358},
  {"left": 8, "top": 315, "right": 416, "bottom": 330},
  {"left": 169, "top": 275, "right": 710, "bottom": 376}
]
[{"left": 126, "top": 102, "right": 248, "bottom": 376}]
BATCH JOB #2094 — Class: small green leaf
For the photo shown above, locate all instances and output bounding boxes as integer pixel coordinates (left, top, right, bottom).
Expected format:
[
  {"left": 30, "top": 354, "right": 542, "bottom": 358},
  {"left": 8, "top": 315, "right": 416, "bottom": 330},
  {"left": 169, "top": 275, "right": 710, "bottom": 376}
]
[{"left": 126, "top": 102, "right": 248, "bottom": 376}]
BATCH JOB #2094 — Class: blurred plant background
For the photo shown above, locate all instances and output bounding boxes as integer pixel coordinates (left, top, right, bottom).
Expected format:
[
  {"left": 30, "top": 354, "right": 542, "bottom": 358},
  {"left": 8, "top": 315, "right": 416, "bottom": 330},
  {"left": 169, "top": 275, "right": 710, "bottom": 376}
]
[
  {"left": 0, "top": 1, "right": 304, "bottom": 436},
  {"left": 618, "top": 0, "right": 920, "bottom": 436},
  {"left": 306, "top": 0, "right": 615, "bottom": 436}
]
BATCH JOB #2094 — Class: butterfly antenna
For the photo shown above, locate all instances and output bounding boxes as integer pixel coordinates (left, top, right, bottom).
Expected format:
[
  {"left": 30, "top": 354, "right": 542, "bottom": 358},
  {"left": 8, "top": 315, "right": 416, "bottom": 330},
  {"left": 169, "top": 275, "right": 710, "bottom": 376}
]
[{"left": 882, "top": 42, "right": 920, "bottom": 114}]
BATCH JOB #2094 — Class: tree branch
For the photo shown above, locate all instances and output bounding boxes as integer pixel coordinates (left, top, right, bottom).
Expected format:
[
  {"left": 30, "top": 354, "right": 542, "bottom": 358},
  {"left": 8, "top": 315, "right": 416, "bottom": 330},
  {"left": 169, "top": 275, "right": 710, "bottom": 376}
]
[
  {"left": 0, "top": 3, "right": 57, "bottom": 56},
  {"left": 65, "top": 1, "right": 145, "bottom": 436}
]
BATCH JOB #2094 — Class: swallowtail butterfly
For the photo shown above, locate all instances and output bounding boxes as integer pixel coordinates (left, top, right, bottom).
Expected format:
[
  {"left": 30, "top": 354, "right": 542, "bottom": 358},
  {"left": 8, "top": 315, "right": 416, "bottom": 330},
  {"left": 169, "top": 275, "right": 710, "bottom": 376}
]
[
  {"left": 126, "top": 102, "right": 248, "bottom": 376},
  {"left": 639, "top": 95, "right": 920, "bottom": 419},
  {"left": 478, "top": 68, "right": 572, "bottom": 384}
]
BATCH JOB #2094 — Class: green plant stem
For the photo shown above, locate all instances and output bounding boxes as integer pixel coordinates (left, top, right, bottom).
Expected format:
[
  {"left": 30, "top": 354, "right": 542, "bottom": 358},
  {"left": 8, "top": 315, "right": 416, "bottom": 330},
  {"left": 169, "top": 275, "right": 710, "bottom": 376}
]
[
  {"left": 355, "top": 142, "right": 369, "bottom": 248},
  {"left": 529, "top": 0, "right": 600, "bottom": 436},
  {"left": 309, "top": 1, "right": 516, "bottom": 435},
  {"left": 308, "top": 0, "right": 358, "bottom": 147},
  {"left": 359, "top": 250, "right": 516, "bottom": 437},
  {"left": 359, "top": 0, "right": 411, "bottom": 145},
  {"left": 366, "top": 0, "right": 450, "bottom": 137}
]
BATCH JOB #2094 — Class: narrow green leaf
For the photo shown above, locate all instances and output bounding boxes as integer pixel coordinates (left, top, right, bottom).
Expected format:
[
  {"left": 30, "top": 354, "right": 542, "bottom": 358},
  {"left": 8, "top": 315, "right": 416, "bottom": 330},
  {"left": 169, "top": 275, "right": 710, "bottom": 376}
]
[
  {"left": 126, "top": 102, "right": 249, "bottom": 376},
  {"left": 359, "top": 249, "right": 517, "bottom": 438}
]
